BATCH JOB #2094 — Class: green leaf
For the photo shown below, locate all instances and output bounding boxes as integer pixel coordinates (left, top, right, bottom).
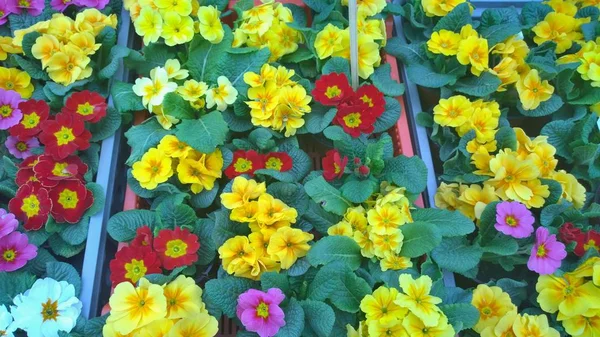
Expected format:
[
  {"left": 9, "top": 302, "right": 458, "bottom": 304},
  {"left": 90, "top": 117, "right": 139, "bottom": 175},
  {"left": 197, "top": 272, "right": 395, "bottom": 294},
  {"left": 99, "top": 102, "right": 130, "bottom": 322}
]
[
  {"left": 156, "top": 199, "right": 196, "bottom": 229},
  {"left": 45, "top": 79, "right": 92, "bottom": 97},
  {"left": 0, "top": 271, "right": 36, "bottom": 306},
  {"left": 204, "top": 277, "right": 258, "bottom": 318},
  {"left": 371, "top": 64, "right": 405, "bottom": 97},
  {"left": 261, "top": 272, "right": 291, "bottom": 295},
  {"left": 541, "top": 178, "right": 562, "bottom": 206},
  {"left": 477, "top": 201, "right": 501, "bottom": 245},
  {"left": 385, "top": 39, "right": 427, "bottom": 64},
  {"left": 162, "top": 92, "right": 196, "bottom": 119},
  {"left": 494, "top": 279, "right": 528, "bottom": 306},
  {"left": 406, "top": 63, "right": 458, "bottom": 88},
  {"left": 98, "top": 45, "right": 130, "bottom": 79},
  {"left": 21, "top": 31, "right": 42, "bottom": 58},
  {"left": 23, "top": 248, "right": 56, "bottom": 276},
  {"left": 452, "top": 72, "right": 501, "bottom": 97},
  {"left": 12, "top": 55, "right": 49, "bottom": 81},
  {"left": 540, "top": 202, "right": 572, "bottom": 227},
  {"left": 111, "top": 80, "right": 144, "bottom": 113},
  {"left": 570, "top": 86, "right": 600, "bottom": 105},
  {"left": 85, "top": 315, "right": 107, "bottom": 337},
  {"left": 193, "top": 218, "right": 216, "bottom": 266},
  {"left": 301, "top": 104, "right": 337, "bottom": 134},
  {"left": 48, "top": 235, "right": 85, "bottom": 258},
  {"left": 541, "top": 120, "right": 575, "bottom": 161},
  {"left": 89, "top": 107, "right": 122, "bottom": 142},
  {"left": 521, "top": 2, "right": 553, "bottom": 28},
  {"left": 495, "top": 126, "right": 517, "bottom": 151},
  {"left": 322, "top": 57, "right": 351, "bottom": 79},
  {"left": 124, "top": 44, "right": 177, "bottom": 77},
  {"left": 433, "top": 3, "right": 472, "bottom": 33},
  {"left": 186, "top": 26, "right": 233, "bottom": 82},
  {"left": 411, "top": 208, "right": 475, "bottom": 237},
  {"left": 431, "top": 237, "right": 483, "bottom": 275},
  {"left": 517, "top": 95, "right": 563, "bottom": 117},
  {"left": 189, "top": 182, "right": 220, "bottom": 209},
  {"left": 211, "top": 210, "right": 250, "bottom": 247},
  {"left": 478, "top": 8, "right": 522, "bottom": 46},
  {"left": 481, "top": 234, "right": 519, "bottom": 256},
  {"left": 59, "top": 217, "right": 89, "bottom": 246},
  {"left": 304, "top": 176, "right": 352, "bottom": 216},
  {"left": 400, "top": 221, "right": 443, "bottom": 257},
  {"left": 307, "top": 236, "right": 362, "bottom": 270},
  {"left": 267, "top": 182, "right": 309, "bottom": 217},
  {"left": 439, "top": 303, "right": 480, "bottom": 332},
  {"left": 373, "top": 97, "right": 401, "bottom": 133},
  {"left": 382, "top": 155, "right": 428, "bottom": 194},
  {"left": 255, "top": 143, "right": 311, "bottom": 183},
  {"left": 280, "top": 46, "right": 314, "bottom": 63},
  {"left": 107, "top": 210, "right": 162, "bottom": 242},
  {"left": 46, "top": 262, "right": 82, "bottom": 295},
  {"left": 300, "top": 300, "right": 335, "bottom": 337},
  {"left": 308, "top": 263, "right": 345, "bottom": 301},
  {"left": 125, "top": 118, "right": 173, "bottom": 165},
  {"left": 329, "top": 267, "right": 371, "bottom": 313},
  {"left": 275, "top": 299, "right": 304, "bottom": 337},
  {"left": 175, "top": 111, "right": 229, "bottom": 154},
  {"left": 340, "top": 177, "right": 378, "bottom": 204}
]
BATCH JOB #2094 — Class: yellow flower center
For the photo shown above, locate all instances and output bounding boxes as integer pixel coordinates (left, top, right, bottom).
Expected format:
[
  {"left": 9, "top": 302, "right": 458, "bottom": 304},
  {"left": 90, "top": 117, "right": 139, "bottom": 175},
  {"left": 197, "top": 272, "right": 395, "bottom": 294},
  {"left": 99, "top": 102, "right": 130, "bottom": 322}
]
[
  {"left": 584, "top": 239, "right": 599, "bottom": 251},
  {"left": 41, "top": 299, "right": 59, "bottom": 322},
  {"left": 256, "top": 302, "right": 270, "bottom": 318},
  {"left": 58, "top": 189, "right": 79, "bottom": 209},
  {"left": 325, "top": 85, "right": 341, "bottom": 99},
  {"left": 360, "top": 94, "right": 374, "bottom": 107},
  {"left": 441, "top": 42, "right": 448, "bottom": 48},
  {"left": 66, "top": 63, "right": 75, "bottom": 71},
  {"left": 422, "top": 328, "right": 429, "bottom": 334},
  {"left": 76, "top": 102, "right": 94, "bottom": 116},
  {"left": 505, "top": 216, "right": 517, "bottom": 227},
  {"left": 165, "top": 239, "right": 188, "bottom": 258},
  {"left": 447, "top": 109, "right": 458, "bottom": 118},
  {"left": 21, "top": 112, "right": 40, "bottom": 129},
  {"left": 52, "top": 162, "right": 70, "bottom": 177},
  {"left": 21, "top": 195, "right": 41, "bottom": 218},
  {"left": 505, "top": 175, "right": 514, "bottom": 182},
  {"left": 536, "top": 243, "right": 547, "bottom": 258},
  {"left": 343, "top": 112, "right": 362, "bottom": 128},
  {"left": 234, "top": 158, "right": 252, "bottom": 173},
  {"left": 124, "top": 259, "right": 147, "bottom": 283},
  {"left": 481, "top": 307, "right": 492, "bottom": 317},
  {"left": 54, "top": 127, "right": 76, "bottom": 146},
  {"left": 265, "top": 157, "right": 283, "bottom": 171},
  {"left": 5, "top": 81, "right": 13, "bottom": 90},
  {"left": 16, "top": 142, "right": 28, "bottom": 152},
  {"left": 2, "top": 249, "right": 16, "bottom": 262},
  {"left": 333, "top": 163, "right": 341, "bottom": 174},
  {"left": 0, "top": 105, "right": 13, "bottom": 117}
]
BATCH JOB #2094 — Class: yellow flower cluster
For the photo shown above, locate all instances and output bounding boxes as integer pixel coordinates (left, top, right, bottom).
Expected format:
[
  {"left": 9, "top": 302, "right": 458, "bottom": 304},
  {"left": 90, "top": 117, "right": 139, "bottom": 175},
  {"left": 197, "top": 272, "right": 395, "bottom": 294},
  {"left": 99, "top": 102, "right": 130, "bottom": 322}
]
[
  {"left": 352, "top": 275, "right": 455, "bottom": 337},
  {"left": 232, "top": 1, "right": 302, "bottom": 62},
  {"left": 0, "top": 37, "right": 22, "bottom": 61},
  {"left": 471, "top": 284, "right": 561, "bottom": 337},
  {"left": 435, "top": 127, "right": 587, "bottom": 217},
  {"left": 491, "top": 36, "right": 530, "bottom": 92},
  {"left": 532, "top": 4, "right": 588, "bottom": 54},
  {"left": 218, "top": 176, "right": 313, "bottom": 280},
  {"left": 559, "top": 38, "right": 600, "bottom": 88},
  {"left": 243, "top": 64, "right": 311, "bottom": 137},
  {"left": 427, "top": 24, "right": 488, "bottom": 76},
  {"left": 0, "top": 67, "right": 34, "bottom": 98},
  {"left": 131, "top": 135, "right": 223, "bottom": 193},
  {"left": 328, "top": 183, "right": 413, "bottom": 271},
  {"left": 421, "top": 0, "right": 470, "bottom": 17},
  {"left": 537, "top": 257, "right": 600, "bottom": 337},
  {"left": 314, "top": 14, "right": 385, "bottom": 79},
  {"left": 14, "top": 9, "right": 117, "bottom": 86},
  {"left": 104, "top": 276, "right": 218, "bottom": 337}
]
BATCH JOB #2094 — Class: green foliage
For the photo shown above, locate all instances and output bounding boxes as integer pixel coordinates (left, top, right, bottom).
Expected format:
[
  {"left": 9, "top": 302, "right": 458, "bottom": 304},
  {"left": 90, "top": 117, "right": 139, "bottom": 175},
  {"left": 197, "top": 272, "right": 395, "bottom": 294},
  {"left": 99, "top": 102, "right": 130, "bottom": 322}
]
[
  {"left": 46, "top": 262, "right": 82, "bottom": 295},
  {"left": 382, "top": 155, "right": 428, "bottom": 194},
  {"left": 307, "top": 236, "right": 363, "bottom": 270},
  {"left": 400, "top": 222, "right": 442, "bottom": 257},
  {"left": 0, "top": 271, "right": 36, "bottom": 306},
  {"left": 371, "top": 64, "right": 405, "bottom": 97},
  {"left": 299, "top": 300, "right": 335, "bottom": 337},
  {"left": 107, "top": 210, "right": 162, "bottom": 242},
  {"left": 304, "top": 176, "right": 352, "bottom": 216},
  {"left": 175, "top": 111, "right": 229, "bottom": 154},
  {"left": 431, "top": 237, "right": 483, "bottom": 275},
  {"left": 452, "top": 72, "right": 501, "bottom": 97},
  {"left": 411, "top": 208, "right": 475, "bottom": 237},
  {"left": 433, "top": 3, "right": 472, "bottom": 33},
  {"left": 204, "top": 277, "right": 259, "bottom": 318}
]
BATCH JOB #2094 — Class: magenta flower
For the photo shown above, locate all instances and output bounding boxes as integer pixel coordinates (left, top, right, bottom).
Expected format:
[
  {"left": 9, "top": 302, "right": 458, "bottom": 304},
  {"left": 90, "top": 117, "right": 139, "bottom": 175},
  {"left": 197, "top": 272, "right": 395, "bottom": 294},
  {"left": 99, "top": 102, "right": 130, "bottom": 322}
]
[
  {"left": 0, "top": 89, "right": 23, "bottom": 130},
  {"left": 0, "top": 231, "right": 37, "bottom": 272},
  {"left": 50, "top": 0, "right": 74, "bottom": 11},
  {"left": 0, "top": 209, "right": 18, "bottom": 240},
  {"left": 237, "top": 288, "right": 286, "bottom": 337},
  {"left": 5, "top": 136, "right": 39, "bottom": 159},
  {"left": 15, "top": 0, "right": 43, "bottom": 16},
  {"left": 494, "top": 201, "right": 535, "bottom": 239},
  {"left": 73, "top": 0, "right": 108, "bottom": 9},
  {"left": 0, "top": 0, "right": 18, "bottom": 25},
  {"left": 528, "top": 227, "right": 567, "bottom": 275}
]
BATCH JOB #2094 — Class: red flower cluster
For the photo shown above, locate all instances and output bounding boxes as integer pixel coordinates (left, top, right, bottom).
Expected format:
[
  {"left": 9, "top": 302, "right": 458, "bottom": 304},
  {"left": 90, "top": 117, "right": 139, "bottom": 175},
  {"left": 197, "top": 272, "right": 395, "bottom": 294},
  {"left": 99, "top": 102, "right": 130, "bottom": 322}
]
[
  {"left": 9, "top": 99, "right": 49, "bottom": 140},
  {"left": 225, "top": 150, "right": 293, "bottom": 179},
  {"left": 109, "top": 226, "right": 201, "bottom": 287},
  {"left": 312, "top": 73, "right": 386, "bottom": 138},
  {"left": 322, "top": 149, "right": 348, "bottom": 181},
  {"left": 9, "top": 154, "right": 92, "bottom": 229},
  {"left": 559, "top": 222, "right": 600, "bottom": 257}
]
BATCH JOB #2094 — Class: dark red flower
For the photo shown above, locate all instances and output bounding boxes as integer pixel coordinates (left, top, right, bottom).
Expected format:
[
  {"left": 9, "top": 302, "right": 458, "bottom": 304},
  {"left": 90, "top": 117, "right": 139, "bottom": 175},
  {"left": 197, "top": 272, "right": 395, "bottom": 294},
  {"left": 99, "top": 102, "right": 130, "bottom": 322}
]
[
  {"left": 574, "top": 230, "right": 600, "bottom": 257},
  {"left": 355, "top": 84, "right": 386, "bottom": 118},
  {"left": 358, "top": 165, "right": 370, "bottom": 176},
  {"left": 154, "top": 227, "right": 200, "bottom": 270},
  {"left": 33, "top": 155, "right": 88, "bottom": 188},
  {"left": 63, "top": 90, "right": 107, "bottom": 123},
  {"left": 9, "top": 100, "right": 50, "bottom": 140},
  {"left": 559, "top": 222, "right": 584, "bottom": 244},
  {"left": 334, "top": 101, "right": 375, "bottom": 138},
  {"left": 48, "top": 180, "right": 94, "bottom": 223},
  {"left": 39, "top": 113, "right": 91, "bottom": 160},
  {"left": 225, "top": 150, "right": 265, "bottom": 179},
  {"left": 131, "top": 225, "right": 154, "bottom": 249},
  {"left": 322, "top": 149, "right": 348, "bottom": 181},
  {"left": 109, "top": 245, "right": 162, "bottom": 286},
  {"left": 312, "top": 73, "right": 354, "bottom": 106},
  {"left": 263, "top": 152, "right": 293, "bottom": 172},
  {"left": 8, "top": 183, "right": 52, "bottom": 231},
  {"left": 15, "top": 155, "right": 41, "bottom": 188}
]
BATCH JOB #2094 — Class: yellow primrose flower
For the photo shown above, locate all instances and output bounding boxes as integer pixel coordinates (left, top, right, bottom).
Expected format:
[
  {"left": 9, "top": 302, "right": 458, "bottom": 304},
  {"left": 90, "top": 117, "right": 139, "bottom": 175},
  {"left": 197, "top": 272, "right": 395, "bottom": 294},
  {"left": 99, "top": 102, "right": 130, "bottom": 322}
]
[
  {"left": 102, "top": 322, "right": 136, "bottom": 337},
  {"left": 47, "top": 15, "right": 75, "bottom": 43},
  {"left": 75, "top": 8, "right": 118, "bottom": 35},
  {"left": 45, "top": 44, "right": 92, "bottom": 85},
  {"left": 491, "top": 57, "right": 520, "bottom": 91},
  {"left": 545, "top": 0, "right": 577, "bottom": 16},
  {"left": 536, "top": 274, "right": 600, "bottom": 318},
  {"left": 135, "top": 318, "right": 174, "bottom": 337},
  {"left": 314, "top": 23, "right": 345, "bottom": 59},
  {"left": 134, "top": 7, "right": 163, "bottom": 45},
  {"left": 480, "top": 310, "right": 518, "bottom": 337},
  {"left": 488, "top": 149, "right": 540, "bottom": 202},
  {"left": 492, "top": 36, "right": 530, "bottom": 63},
  {"left": 267, "top": 227, "right": 313, "bottom": 269},
  {"left": 272, "top": 100, "right": 305, "bottom": 137},
  {"left": 161, "top": 13, "right": 194, "bottom": 46},
  {"left": 458, "top": 184, "right": 499, "bottom": 220},
  {"left": 471, "top": 284, "right": 516, "bottom": 333},
  {"left": 460, "top": 24, "right": 478, "bottom": 39},
  {"left": 562, "top": 311, "right": 600, "bottom": 337},
  {"left": 265, "top": 21, "right": 301, "bottom": 56},
  {"left": 532, "top": 13, "right": 579, "bottom": 54},
  {"left": 421, "top": 0, "right": 469, "bottom": 17},
  {"left": 367, "top": 204, "right": 406, "bottom": 235},
  {"left": 278, "top": 84, "right": 312, "bottom": 114},
  {"left": 131, "top": 148, "right": 174, "bottom": 189},
  {"left": 106, "top": 279, "right": 167, "bottom": 335},
  {"left": 247, "top": 81, "right": 279, "bottom": 122},
  {"left": 244, "top": 64, "right": 277, "bottom": 88},
  {"left": 155, "top": 0, "right": 191, "bottom": 16},
  {"left": 354, "top": 228, "right": 376, "bottom": 258},
  {"left": 433, "top": 95, "right": 473, "bottom": 127},
  {"left": 0, "top": 37, "right": 21, "bottom": 61},
  {"left": 530, "top": 143, "right": 557, "bottom": 178},
  {"left": 434, "top": 182, "right": 461, "bottom": 210},
  {"left": 457, "top": 36, "right": 489, "bottom": 76},
  {"left": 220, "top": 176, "right": 266, "bottom": 210},
  {"left": 162, "top": 59, "right": 189, "bottom": 80},
  {"left": 219, "top": 236, "right": 258, "bottom": 277},
  {"left": 206, "top": 76, "right": 238, "bottom": 111},
  {"left": 69, "top": 32, "right": 101, "bottom": 56},
  {"left": 367, "top": 320, "right": 408, "bottom": 337},
  {"left": 357, "top": 18, "right": 386, "bottom": 42},
  {"left": 157, "top": 135, "right": 192, "bottom": 158},
  {"left": 380, "top": 252, "right": 413, "bottom": 271},
  {"left": 342, "top": 0, "right": 387, "bottom": 16},
  {"left": 427, "top": 30, "right": 461, "bottom": 56},
  {"left": 347, "top": 321, "right": 367, "bottom": 337},
  {"left": 345, "top": 206, "right": 368, "bottom": 232},
  {"left": 402, "top": 313, "right": 455, "bottom": 337},
  {"left": 396, "top": 274, "right": 442, "bottom": 327},
  {"left": 164, "top": 275, "right": 206, "bottom": 319},
  {"left": 255, "top": 193, "right": 298, "bottom": 227},
  {"left": 132, "top": 67, "right": 177, "bottom": 109},
  {"left": 197, "top": 6, "right": 224, "bottom": 44},
  {"left": 178, "top": 80, "right": 208, "bottom": 102},
  {"left": 232, "top": 28, "right": 248, "bottom": 48},
  {"left": 516, "top": 69, "right": 554, "bottom": 110},
  {"left": 370, "top": 229, "right": 404, "bottom": 258},
  {"left": 0, "top": 67, "right": 34, "bottom": 98},
  {"left": 178, "top": 149, "right": 223, "bottom": 193},
  {"left": 360, "top": 286, "right": 408, "bottom": 324},
  {"left": 473, "top": 148, "right": 494, "bottom": 176},
  {"left": 512, "top": 314, "right": 560, "bottom": 337},
  {"left": 152, "top": 104, "right": 180, "bottom": 130},
  {"left": 167, "top": 313, "right": 218, "bottom": 337},
  {"left": 551, "top": 170, "right": 587, "bottom": 209},
  {"left": 327, "top": 221, "right": 354, "bottom": 237},
  {"left": 242, "top": 2, "right": 274, "bottom": 21},
  {"left": 230, "top": 201, "right": 259, "bottom": 224},
  {"left": 356, "top": 34, "right": 382, "bottom": 79},
  {"left": 31, "top": 34, "right": 61, "bottom": 69}
]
